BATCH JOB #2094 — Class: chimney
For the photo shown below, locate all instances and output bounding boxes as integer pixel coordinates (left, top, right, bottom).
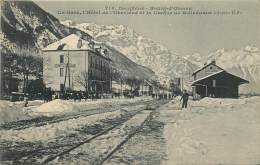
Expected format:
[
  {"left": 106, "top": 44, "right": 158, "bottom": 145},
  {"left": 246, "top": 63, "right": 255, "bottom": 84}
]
[
  {"left": 42, "top": 38, "right": 48, "bottom": 48},
  {"left": 103, "top": 49, "right": 108, "bottom": 55},
  {"left": 77, "top": 39, "right": 82, "bottom": 48},
  {"left": 211, "top": 60, "right": 216, "bottom": 65}
]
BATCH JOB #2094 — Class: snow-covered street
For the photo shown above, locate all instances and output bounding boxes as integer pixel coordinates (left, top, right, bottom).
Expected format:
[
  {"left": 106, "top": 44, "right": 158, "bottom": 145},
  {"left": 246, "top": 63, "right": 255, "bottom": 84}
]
[
  {"left": 1, "top": 96, "right": 260, "bottom": 164},
  {"left": 161, "top": 96, "right": 260, "bottom": 165}
]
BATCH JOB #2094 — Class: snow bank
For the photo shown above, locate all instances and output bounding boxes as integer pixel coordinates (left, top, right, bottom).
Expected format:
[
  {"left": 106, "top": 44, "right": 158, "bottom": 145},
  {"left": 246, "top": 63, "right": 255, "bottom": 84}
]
[
  {"left": 161, "top": 96, "right": 260, "bottom": 165},
  {"left": 0, "top": 100, "right": 30, "bottom": 124},
  {"left": 34, "top": 97, "right": 151, "bottom": 116},
  {"left": 199, "top": 97, "right": 246, "bottom": 105},
  {"left": 190, "top": 96, "right": 260, "bottom": 109},
  {"left": 27, "top": 100, "right": 44, "bottom": 107},
  {"left": 35, "top": 99, "right": 78, "bottom": 114},
  {"left": 0, "top": 97, "right": 151, "bottom": 143},
  {"left": 0, "top": 110, "right": 123, "bottom": 142},
  {"left": 0, "top": 97, "right": 152, "bottom": 123}
]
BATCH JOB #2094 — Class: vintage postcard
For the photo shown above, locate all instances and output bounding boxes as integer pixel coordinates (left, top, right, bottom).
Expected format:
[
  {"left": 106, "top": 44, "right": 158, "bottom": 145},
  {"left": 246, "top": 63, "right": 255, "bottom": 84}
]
[{"left": 0, "top": 0, "right": 259, "bottom": 164}]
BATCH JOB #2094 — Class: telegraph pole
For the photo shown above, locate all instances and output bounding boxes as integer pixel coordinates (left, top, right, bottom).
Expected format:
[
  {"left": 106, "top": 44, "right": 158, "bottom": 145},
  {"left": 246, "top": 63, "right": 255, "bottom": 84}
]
[
  {"left": 0, "top": 52, "right": 3, "bottom": 99},
  {"left": 68, "top": 50, "right": 71, "bottom": 89},
  {"left": 63, "top": 47, "right": 71, "bottom": 92}
]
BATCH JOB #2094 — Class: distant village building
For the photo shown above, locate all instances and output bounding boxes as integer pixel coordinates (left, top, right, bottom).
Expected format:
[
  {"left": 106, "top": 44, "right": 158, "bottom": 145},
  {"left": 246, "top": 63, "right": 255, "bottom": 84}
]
[
  {"left": 0, "top": 53, "right": 3, "bottom": 98},
  {"left": 139, "top": 80, "right": 153, "bottom": 96},
  {"left": 191, "top": 60, "right": 249, "bottom": 99},
  {"left": 112, "top": 81, "right": 131, "bottom": 96},
  {"left": 111, "top": 81, "right": 122, "bottom": 95},
  {"left": 170, "top": 78, "right": 181, "bottom": 95},
  {"left": 42, "top": 34, "right": 112, "bottom": 94}
]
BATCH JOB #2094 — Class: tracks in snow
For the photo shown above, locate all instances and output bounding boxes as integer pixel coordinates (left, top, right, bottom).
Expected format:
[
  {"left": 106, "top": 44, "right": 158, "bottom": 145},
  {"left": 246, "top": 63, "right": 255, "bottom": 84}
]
[
  {"left": 9, "top": 100, "right": 167, "bottom": 164},
  {"left": 42, "top": 102, "right": 159, "bottom": 165},
  {"left": 96, "top": 110, "right": 154, "bottom": 165},
  {"left": 0, "top": 100, "right": 153, "bottom": 130}
]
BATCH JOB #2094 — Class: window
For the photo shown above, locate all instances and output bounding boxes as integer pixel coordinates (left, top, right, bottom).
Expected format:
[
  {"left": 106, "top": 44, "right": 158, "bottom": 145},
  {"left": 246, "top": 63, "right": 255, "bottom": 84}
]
[
  {"left": 213, "top": 80, "right": 216, "bottom": 87},
  {"left": 106, "top": 63, "right": 109, "bottom": 71},
  {"left": 209, "top": 66, "right": 213, "bottom": 69},
  {"left": 60, "top": 55, "right": 64, "bottom": 63},
  {"left": 90, "top": 56, "right": 93, "bottom": 67},
  {"left": 90, "top": 70, "right": 93, "bottom": 78},
  {"left": 60, "top": 84, "right": 64, "bottom": 91},
  {"left": 60, "top": 68, "right": 64, "bottom": 77}
]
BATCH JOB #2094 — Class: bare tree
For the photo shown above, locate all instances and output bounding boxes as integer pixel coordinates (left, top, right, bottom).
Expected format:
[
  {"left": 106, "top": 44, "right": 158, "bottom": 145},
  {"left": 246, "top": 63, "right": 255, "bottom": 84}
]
[
  {"left": 2, "top": 45, "right": 42, "bottom": 94},
  {"left": 16, "top": 46, "right": 42, "bottom": 93},
  {"left": 112, "top": 69, "right": 125, "bottom": 96},
  {"left": 75, "top": 71, "right": 88, "bottom": 92}
]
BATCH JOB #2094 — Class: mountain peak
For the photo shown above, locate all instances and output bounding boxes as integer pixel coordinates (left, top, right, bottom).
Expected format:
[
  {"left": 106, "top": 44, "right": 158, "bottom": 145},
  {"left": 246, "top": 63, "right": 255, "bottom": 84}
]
[
  {"left": 1, "top": 2, "right": 156, "bottom": 82},
  {"left": 216, "top": 48, "right": 225, "bottom": 54},
  {"left": 244, "top": 45, "right": 259, "bottom": 53}
]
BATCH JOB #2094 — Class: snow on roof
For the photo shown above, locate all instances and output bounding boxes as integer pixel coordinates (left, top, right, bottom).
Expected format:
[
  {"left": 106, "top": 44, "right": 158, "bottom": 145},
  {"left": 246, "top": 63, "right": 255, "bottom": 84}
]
[
  {"left": 192, "top": 70, "right": 249, "bottom": 85},
  {"left": 144, "top": 80, "right": 153, "bottom": 86},
  {"left": 192, "top": 61, "right": 224, "bottom": 75},
  {"left": 42, "top": 34, "right": 91, "bottom": 51},
  {"left": 192, "top": 70, "right": 224, "bottom": 84}
]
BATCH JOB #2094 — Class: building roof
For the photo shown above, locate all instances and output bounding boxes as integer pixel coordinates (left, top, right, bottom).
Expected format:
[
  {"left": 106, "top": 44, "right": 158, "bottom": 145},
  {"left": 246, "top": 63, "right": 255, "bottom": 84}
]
[
  {"left": 192, "top": 61, "right": 225, "bottom": 76},
  {"left": 42, "top": 34, "right": 91, "bottom": 51},
  {"left": 144, "top": 80, "right": 153, "bottom": 86},
  {"left": 192, "top": 70, "right": 224, "bottom": 84},
  {"left": 42, "top": 34, "right": 112, "bottom": 61},
  {"left": 192, "top": 70, "right": 249, "bottom": 85}
]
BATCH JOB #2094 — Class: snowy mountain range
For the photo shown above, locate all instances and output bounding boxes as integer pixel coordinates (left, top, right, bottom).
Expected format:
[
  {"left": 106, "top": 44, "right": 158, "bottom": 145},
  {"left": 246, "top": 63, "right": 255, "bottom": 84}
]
[
  {"left": 184, "top": 46, "right": 260, "bottom": 94},
  {"left": 1, "top": 1, "right": 259, "bottom": 94},
  {"left": 62, "top": 20, "right": 260, "bottom": 94},
  {"left": 1, "top": 1, "right": 80, "bottom": 53},
  {"left": 61, "top": 20, "right": 199, "bottom": 85},
  {"left": 1, "top": 1, "right": 155, "bottom": 82}
]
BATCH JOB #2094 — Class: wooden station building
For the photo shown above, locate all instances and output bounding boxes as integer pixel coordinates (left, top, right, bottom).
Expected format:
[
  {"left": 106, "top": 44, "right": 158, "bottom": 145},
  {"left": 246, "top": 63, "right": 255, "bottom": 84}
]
[{"left": 191, "top": 61, "right": 249, "bottom": 99}]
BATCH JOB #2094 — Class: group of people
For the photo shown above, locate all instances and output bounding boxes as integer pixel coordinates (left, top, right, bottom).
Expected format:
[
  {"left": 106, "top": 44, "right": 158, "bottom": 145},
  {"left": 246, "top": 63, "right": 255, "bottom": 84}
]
[
  {"left": 71, "top": 92, "right": 84, "bottom": 102},
  {"left": 41, "top": 87, "right": 190, "bottom": 109},
  {"left": 43, "top": 88, "right": 53, "bottom": 102},
  {"left": 151, "top": 90, "right": 190, "bottom": 109},
  {"left": 54, "top": 91, "right": 87, "bottom": 101},
  {"left": 51, "top": 91, "right": 106, "bottom": 101},
  {"left": 151, "top": 93, "right": 174, "bottom": 100}
]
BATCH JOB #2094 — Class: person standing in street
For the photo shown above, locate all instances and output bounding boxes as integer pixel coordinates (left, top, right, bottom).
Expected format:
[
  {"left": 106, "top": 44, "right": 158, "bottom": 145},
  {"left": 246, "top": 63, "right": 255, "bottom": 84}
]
[
  {"left": 24, "top": 94, "right": 28, "bottom": 107},
  {"left": 180, "top": 90, "right": 189, "bottom": 109}
]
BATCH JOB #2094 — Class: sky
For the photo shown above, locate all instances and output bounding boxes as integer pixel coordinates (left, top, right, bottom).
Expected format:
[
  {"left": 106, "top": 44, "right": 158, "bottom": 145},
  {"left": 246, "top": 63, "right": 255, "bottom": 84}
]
[{"left": 34, "top": 0, "right": 259, "bottom": 56}]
